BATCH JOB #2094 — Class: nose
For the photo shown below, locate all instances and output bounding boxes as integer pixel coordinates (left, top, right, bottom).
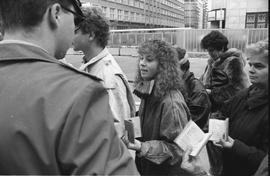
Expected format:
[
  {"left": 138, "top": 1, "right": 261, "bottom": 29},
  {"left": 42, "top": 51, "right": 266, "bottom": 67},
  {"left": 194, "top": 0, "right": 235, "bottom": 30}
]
[
  {"left": 140, "top": 58, "right": 146, "bottom": 66},
  {"left": 249, "top": 65, "right": 255, "bottom": 73}
]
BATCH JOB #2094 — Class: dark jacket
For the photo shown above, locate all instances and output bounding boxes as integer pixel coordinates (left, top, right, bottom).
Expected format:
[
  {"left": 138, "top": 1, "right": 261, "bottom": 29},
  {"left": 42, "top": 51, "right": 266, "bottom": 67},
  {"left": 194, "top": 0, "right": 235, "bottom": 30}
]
[
  {"left": 220, "top": 85, "right": 268, "bottom": 176},
  {"left": 0, "top": 42, "right": 139, "bottom": 175},
  {"left": 134, "top": 81, "right": 191, "bottom": 176},
  {"left": 200, "top": 48, "right": 250, "bottom": 111},
  {"left": 183, "top": 71, "right": 211, "bottom": 129}
]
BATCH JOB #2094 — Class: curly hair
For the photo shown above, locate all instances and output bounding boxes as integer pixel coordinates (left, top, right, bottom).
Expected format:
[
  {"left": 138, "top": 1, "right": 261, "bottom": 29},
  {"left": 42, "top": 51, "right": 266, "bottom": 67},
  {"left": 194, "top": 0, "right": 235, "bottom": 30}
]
[
  {"left": 135, "top": 39, "right": 186, "bottom": 99},
  {"left": 245, "top": 38, "right": 268, "bottom": 62},
  {"left": 201, "top": 30, "right": 228, "bottom": 51},
  {"left": 78, "top": 7, "right": 110, "bottom": 48}
]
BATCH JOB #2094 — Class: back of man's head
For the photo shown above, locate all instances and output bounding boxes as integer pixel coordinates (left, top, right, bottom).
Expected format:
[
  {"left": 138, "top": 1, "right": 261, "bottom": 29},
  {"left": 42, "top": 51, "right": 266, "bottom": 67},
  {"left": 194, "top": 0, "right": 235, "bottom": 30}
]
[
  {"left": 0, "top": 0, "right": 82, "bottom": 31},
  {"left": 78, "top": 7, "right": 110, "bottom": 48}
]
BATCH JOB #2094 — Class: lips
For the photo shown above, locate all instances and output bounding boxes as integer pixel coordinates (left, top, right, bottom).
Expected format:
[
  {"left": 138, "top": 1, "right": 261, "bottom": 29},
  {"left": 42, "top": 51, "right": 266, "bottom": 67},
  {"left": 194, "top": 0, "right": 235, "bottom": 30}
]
[
  {"left": 140, "top": 69, "right": 148, "bottom": 74},
  {"left": 249, "top": 76, "right": 257, "bottom": 80}
]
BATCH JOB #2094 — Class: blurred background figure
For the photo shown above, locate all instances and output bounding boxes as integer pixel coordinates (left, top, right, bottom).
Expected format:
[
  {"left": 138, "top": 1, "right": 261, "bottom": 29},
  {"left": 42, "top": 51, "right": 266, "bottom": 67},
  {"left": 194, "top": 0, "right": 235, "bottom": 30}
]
[{"left": 175, "top": 46, "right": 211, "bottom": 130}]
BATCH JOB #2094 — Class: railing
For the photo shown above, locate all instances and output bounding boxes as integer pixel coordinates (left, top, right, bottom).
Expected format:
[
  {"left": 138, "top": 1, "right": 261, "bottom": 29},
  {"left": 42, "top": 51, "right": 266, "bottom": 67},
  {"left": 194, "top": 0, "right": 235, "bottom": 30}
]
[{"left": 108, "top": 28, "right": 268, "bottom": 53}]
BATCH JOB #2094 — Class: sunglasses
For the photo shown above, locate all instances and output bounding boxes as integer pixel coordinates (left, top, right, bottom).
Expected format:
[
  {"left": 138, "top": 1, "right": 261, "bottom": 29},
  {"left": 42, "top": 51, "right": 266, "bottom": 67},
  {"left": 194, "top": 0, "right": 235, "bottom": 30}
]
[{"left": 61, "top": 5, "right": 85, "bottom": 26}]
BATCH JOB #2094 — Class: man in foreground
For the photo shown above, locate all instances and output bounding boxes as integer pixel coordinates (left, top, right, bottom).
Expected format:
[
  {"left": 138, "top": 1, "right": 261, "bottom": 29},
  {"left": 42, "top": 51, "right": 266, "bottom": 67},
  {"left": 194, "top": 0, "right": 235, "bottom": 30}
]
[{"left": 0, "top": 0, "right": 138, "bottom": 174}]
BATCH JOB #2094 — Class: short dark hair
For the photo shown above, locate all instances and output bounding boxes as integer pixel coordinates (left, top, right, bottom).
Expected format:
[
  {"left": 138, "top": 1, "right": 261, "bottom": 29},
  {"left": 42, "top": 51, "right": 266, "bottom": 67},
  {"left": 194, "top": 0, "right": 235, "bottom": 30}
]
[
  {"left": 0, "top": 0, "right": 82, "bottom": 31},
  {"left": 78, "top": 7, "right": 110, "bottom": 48},
  {"left": 201, "top": 30, "right": 228, "bottom": 51}
]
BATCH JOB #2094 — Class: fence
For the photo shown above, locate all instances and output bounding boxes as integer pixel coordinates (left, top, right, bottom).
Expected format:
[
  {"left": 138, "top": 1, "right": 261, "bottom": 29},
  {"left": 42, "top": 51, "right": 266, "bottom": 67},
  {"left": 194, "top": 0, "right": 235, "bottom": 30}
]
[{"left": 108, "top": 28, "right": 268, "bottom": 53}]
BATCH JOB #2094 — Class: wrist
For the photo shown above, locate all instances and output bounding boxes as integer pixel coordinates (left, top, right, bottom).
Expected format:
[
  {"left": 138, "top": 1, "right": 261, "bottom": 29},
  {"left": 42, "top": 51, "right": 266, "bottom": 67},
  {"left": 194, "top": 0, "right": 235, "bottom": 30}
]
[
  {"left": 194, "top": 170, "right": 212, "bottom": 176},
  {"left": 135, "top": 141, "right": 142, "bottom": 151}
]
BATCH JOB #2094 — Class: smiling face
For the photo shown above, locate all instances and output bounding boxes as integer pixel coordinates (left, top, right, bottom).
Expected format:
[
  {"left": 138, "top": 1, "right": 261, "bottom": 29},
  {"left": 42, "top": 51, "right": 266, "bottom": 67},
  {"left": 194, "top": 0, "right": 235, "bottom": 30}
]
[
  {"left": 139, "top": 54, "right": 159, "bottom": 81},
  {"left": 248, "top": 55, "right": 268, "bottom": 88}
]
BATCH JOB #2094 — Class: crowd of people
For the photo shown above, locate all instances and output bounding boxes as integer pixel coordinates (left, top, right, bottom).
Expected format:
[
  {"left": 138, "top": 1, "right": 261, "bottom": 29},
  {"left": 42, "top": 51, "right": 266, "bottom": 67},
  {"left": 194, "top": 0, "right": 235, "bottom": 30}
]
[{"left": 0, "top": 0, "right": 268, "bottom": 176}]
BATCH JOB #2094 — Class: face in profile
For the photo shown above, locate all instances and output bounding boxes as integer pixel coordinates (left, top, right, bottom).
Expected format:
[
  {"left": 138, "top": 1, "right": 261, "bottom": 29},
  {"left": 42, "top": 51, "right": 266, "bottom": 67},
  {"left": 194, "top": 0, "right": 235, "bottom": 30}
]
[
  {"left": 139, "top": 54, "right": 159, "bottom": 81},
  {"left": 207, "top": 48, "right": 223, "bottom": 61},
  {"left": 72, "top": 27, "right": 89, "bottom": 52},
  {"left": 54, "top": 5, "right": 76, "bottom": 59},
  {"left": 248, "top": 54, "right": 268, "bottom": 88}
]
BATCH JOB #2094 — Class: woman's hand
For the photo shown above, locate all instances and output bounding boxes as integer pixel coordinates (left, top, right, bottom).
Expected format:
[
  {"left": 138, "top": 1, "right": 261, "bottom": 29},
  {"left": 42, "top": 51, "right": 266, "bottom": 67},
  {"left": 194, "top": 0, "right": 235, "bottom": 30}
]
[
  {"left": 206, "top": 89, "right": 211, "bottom": 94},
  {"left": 213, "top": 135, "right": 234, "bottom": 149},
  {"left": 181, "top": 148, "right": 210, "bottom": 175},
  {"left": 121, "top": 132, "right": 142, "bottom": 151}
]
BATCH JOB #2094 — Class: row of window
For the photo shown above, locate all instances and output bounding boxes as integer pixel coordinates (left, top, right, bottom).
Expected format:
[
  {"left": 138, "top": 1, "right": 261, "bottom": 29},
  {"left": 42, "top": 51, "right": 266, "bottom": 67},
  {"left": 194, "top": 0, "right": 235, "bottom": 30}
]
[
  {"left": 108, "top": 0, "right": 183, "bottom": 11},
  {"left": 102, "top": 6, "right": 183, "bottom": 21},
  {"left": 101, "top": 6, "right": 182, "bottom": 26},
  {"left": 245, "top": 12, "right": 268, "bottom": 28}
]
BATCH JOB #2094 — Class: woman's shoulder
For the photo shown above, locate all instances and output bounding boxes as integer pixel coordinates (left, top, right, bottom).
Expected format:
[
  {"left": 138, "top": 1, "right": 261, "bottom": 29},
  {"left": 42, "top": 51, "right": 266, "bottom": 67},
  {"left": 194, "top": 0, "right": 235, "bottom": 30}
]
[{"left": 161, "top": 90, "right": 186, "bottom": 105}]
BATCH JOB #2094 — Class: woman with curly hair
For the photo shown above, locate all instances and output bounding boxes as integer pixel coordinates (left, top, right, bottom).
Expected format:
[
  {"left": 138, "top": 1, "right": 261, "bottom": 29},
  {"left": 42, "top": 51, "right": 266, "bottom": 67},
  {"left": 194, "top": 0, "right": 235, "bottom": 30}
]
[{"left": 123, "top": 39, "right": 191, "bottom": 175}]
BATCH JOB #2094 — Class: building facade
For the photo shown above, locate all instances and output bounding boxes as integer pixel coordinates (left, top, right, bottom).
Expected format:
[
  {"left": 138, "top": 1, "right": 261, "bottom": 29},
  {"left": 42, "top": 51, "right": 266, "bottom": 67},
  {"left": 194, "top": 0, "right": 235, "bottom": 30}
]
[
  {"left": 81, "top": 0, "right": 185, "bottom": 29},
  {"left": 184, "top": 0, "right": 203, "bottom": 28},
  {"left": 208, "top": 0, "right": 268, "bottom": 29}
]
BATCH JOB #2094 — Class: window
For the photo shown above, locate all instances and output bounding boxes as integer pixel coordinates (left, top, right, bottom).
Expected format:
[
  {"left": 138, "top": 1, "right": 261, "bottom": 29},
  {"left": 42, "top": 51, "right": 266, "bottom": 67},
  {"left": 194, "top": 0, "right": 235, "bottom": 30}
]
[
  {"left": 124, "top": 11, "right": 129, "bottom": 21},
  {"left": 246, "top": 12, "right": 268, "bottom": 28},
  {"left": 118, "top": 9, "right": 123, "bottom": 20},
  {"left": 110, "top": 8, "right": 116, "bottom": 20},
  {"left": 130, "top": 12, "right": 135, "bottom": 21}
]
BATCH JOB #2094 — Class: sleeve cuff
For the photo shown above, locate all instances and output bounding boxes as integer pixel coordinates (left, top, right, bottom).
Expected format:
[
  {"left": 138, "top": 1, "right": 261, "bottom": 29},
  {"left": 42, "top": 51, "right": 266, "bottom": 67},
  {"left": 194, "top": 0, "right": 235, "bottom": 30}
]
[{"left": 231, "top": 139, "right": 249, "bottom": 158}]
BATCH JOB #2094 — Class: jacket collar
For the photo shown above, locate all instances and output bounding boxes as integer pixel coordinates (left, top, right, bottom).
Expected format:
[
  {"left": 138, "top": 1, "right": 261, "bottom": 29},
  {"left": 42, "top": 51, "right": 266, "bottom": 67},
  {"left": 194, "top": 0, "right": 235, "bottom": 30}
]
[
  {"left": 133, "top": 80, "right": 155, "bottom": 99},
  {"left": 79, "top": 47, "right": 109, "bottom": 71},
  {"left": 247, "top": 85, "right": 268, "bottom": 110},
  {"left": 0, "top": 41, "right": 58, "bottom": 64}
]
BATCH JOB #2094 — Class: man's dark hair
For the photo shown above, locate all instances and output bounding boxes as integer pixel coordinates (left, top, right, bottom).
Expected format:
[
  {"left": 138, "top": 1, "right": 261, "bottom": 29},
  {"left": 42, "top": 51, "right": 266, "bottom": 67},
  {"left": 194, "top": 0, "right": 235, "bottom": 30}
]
[
  {"left": 0, "top": 0, "right": 82, "bottom": 31},
  {"left": 175, "top": 47, "right": 190, "bottom": 72},
  {"left": 78, "top": 7, "right": 110, "bottom": 48},
  {"left": 200, "top": 30, "right": 228, "bottom": 51}
]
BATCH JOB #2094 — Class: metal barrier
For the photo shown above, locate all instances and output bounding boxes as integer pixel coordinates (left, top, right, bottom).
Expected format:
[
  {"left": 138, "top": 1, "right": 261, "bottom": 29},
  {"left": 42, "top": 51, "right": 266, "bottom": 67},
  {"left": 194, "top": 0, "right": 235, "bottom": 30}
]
[{"left": 108, "top": 28, "right": 268, "bottom": 53}]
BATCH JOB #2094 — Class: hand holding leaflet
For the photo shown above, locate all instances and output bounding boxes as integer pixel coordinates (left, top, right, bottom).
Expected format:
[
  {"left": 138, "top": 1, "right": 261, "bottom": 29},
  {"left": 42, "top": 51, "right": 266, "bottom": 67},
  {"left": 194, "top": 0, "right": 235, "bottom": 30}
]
[
  {"left": 209, "top": 118, "right": 229, "bottom": 142},
  {"left": 174, "top": 120, "right": 212, "bottom": 157},
  {"left": 124, "top": 116, "right": 141, "bottom": 143}
]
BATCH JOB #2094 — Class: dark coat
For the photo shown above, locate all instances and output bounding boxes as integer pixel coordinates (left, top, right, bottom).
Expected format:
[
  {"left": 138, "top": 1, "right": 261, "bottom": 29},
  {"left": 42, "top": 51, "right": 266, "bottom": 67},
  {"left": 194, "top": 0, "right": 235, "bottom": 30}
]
[
  {"left": 134, "top": 82, "right": 191, "bottom": 176},
  {"left": 183, "top": 71, "right": 211, "bottom": 129},
  {"left": 220, "top": 85, "right": 268, "bottom": 176},
  {"left": 200, "top": 48, "right": 250, "bottom": 111},
  {"left": 0, "top": 42, "right": 139, "bottom": 175}
]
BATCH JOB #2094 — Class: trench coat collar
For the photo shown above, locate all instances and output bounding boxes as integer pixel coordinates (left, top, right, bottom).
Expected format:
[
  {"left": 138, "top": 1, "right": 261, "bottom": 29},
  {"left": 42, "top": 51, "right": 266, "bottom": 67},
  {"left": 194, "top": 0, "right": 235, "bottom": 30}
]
[{"left": 79, "top": 47, "right": 109, "bottom": 71}]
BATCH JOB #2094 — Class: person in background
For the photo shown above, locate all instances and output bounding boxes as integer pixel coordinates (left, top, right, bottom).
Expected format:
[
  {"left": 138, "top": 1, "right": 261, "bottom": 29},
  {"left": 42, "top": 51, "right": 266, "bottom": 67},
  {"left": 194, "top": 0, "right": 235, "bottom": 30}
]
[
  {"left": 72, "top": 7, "right": 136, "bottom": 138},
  {"left": 175, "top": 47, "right": 211, "bottom": 129},
  {"left": 0, "top": 0, "right": 138, "bottom": 175},
  {"left": 213, "top": 39, "right": 268, "bottom": 176},
  {"left": 200, "top": 30, "right": 250, "bottom": 112},
  {"left": 123, "top": 39, "right": 191, "bottom": 175}
]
